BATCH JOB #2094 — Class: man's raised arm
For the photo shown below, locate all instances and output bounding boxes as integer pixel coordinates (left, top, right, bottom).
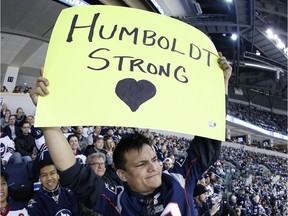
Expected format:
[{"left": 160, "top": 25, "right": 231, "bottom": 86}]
[{"left": 30, "top": 71, "right": 76, "bottom": 171}]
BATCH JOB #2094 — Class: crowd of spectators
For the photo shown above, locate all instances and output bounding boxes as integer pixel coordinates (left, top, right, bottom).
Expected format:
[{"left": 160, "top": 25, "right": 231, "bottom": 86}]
[
  {"left": 227, "top": 101, "right": 287, "bottom": 135},
  {"left": 0, "top": 102, "right": 287, "bottom": 215},
  {"left": 217, "top": 146, "right": 287, "bottom": 215},
  {"left": 0, "top": 85, "right": 33, "bottom": 93}
]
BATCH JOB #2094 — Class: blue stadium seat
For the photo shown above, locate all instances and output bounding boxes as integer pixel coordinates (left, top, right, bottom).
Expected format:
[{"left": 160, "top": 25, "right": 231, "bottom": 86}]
[{"left": 4, "top": 163, "right": 34, "bottom": 203}]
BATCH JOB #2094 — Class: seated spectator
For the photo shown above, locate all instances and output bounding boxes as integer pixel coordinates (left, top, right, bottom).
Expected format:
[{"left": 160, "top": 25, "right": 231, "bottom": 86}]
[
  {"left": 250, "top": 195, "right": 265, "bottom": 215},
  {"left": 0, "top": 165, "right": 29, "bottom": 215},
  {"left": 84, "top": 136, "right": 112, "bottom": 165},
  {"left": 193, "top": 184, "right": 220, "bottom": 216},
  {"left": 103, "top": 137, "right": 115, "bottom": 158},
  {"left": 0, "top": 86, "right": 8, "bottom": 92},
  {"left": 27, "top": 151, "right": 80, "bottom": 215},
  {"left": 229, "top": 194, "right": 238, "bottom": 209},
  {"left": 156, "top": 143, "right": 167, "bottom": 162},
  {"left": 73, "top": 126, "right": 90, "bottom": 150},
  {"left": 1, "top": 109, "right": 11, "bottom": 128},
  {"left": 14, "top": 107, "right": 27, "bottom": 127},
  {"left": 88, "top": 126, "right": 103, "bottom": 143},
  {"left": 205, "top": 172, "right": 216, "bottom": 196},
  {"left": 163, "top": 157, "right": 173, "bottom": 171},
  {"left": 25, "top": 115, "right": 43, "bottom": 139},
  {"left": 80, "top": 152, "right": 121, "bottom": 216},
  {"left": 86, "top": 152, "right": 121, "bottom": 185},
  {"left": 2, "top": 115, "right": 21, "bottom": 139},
  {"left": 0, "top": 127, "right": 22, "bottom": 164},
  {"left": 14, "top": 121, "right": 37, "bottom": 163},
  {"left": 60, "top": 126, "right": 73, "bottom": 138},
  {"left": 67, "top": 134, "right": 86, "bottom": 164},
  {"left": 103, "top": 127, "right": 117, "bottom": 141},
  {"left": 12, "top": 86, "right": 22, "bottom": 93},
  {"left": 23, "top": 86, "right": 32, "bottom": 94},
  {"left": 1, "top": 103, "right": 8, "bottom": 118}
]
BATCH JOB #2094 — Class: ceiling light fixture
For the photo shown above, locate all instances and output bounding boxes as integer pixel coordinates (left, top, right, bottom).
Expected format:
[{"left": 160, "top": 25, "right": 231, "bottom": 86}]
[
  {"left": 231, "top": 33, "right": 237, "bottom": 41},
  {"left": 265, "top": 28, "right": 288, "bottom": 57}
]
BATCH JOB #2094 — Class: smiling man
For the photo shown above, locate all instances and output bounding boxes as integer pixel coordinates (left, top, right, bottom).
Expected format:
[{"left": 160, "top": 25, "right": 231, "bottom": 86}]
[
  {"left": 27, "top": 151, "right": 80, "bottom": 216},
  {"left": 30, "top": 53, "right": 232, "bottom": 215}
]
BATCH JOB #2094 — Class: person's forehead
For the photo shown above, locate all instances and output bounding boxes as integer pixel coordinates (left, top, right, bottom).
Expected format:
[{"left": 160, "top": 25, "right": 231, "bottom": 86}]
[
  {"left": 40, "top": 165, "right": 57, "bottom": 174},
  {"left": 96, "top": 139, "right": 104, "bottom": 142},
  {"left": 1, "top": 175, "right": 6, "bottom": 182},
  {"left": 125, "top": 145, "right": 155, "bottom": 161},
  {"left": 92, "top": 157, "right": 105, "bottom": 162}
]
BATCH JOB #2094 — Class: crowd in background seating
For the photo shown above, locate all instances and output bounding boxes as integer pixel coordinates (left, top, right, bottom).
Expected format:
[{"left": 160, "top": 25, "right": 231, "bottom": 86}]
[
  {"left": 0, "top": 85, "right": 33, "bottom": 93},
  {"left": 1, "top": 102, "right": 287, "bottom": 215},
  {"left": 228, "top": 101, "right": 287, "bottom": 135},
  {"left": 218, "top": 146, "right": 287, "bottom": 215}
]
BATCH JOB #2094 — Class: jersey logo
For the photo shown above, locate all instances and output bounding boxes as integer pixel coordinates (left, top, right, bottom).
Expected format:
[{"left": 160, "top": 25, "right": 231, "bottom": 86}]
[
  {"left": 55, "top": 209, "right": 72, "bottom": 216},
  {"left": 176, "top": 156, "right": 186, "bottom": 167},
  {"left": 105, "top": 183, "right": 117, "bottom": 194},
  {"left": 27, "top": 199, "right": 37, "bottom": 208},
  {"left": 0, "top": 143, "right": 5, "bottom": 156}
]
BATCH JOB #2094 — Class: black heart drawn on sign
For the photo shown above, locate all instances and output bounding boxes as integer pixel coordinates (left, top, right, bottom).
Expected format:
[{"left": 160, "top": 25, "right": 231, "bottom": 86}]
[{"left": 115, "top": 78, "right": 157, "bottom": 112}]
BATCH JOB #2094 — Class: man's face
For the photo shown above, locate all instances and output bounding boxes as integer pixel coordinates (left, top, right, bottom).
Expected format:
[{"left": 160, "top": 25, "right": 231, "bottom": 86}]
[
  {"left": 107, "top": 129, "right": 114, "bottom": 136},
  {"left": 39, "top": 165, "right": 59, "bottom": 191},
  {"left": 106, "top": 139, "right": 115, "bottom": 149},
  {"left": 94, "top": 139, "right": 104, "bottom": 150},
  {"left": 76, "top": 126, "right": 83, "bottom": 134},
  {"left": 16, "top": 108, "right": 24, "bottom": 118},
  {"left": 118, "top": 144, "right": 162, "bottom": 195},
  {"left": 199, "top": 192, "right": 208, "bottom": 202},
  {"left": 164, "top": 161, "right": 172, "bottom": 170},
  {"left": 8, "top": 116, "right": 16, "bottom": 125},
  {"left": 94, "top": 126, "right": 101, "bottom": 134},
  {"left": 210, "top": 173, "right": 216, "bottom": 180},
  {"left": 21, "top": 123, "right": 30, "bottom": 135},
  {"left": 0, "top": 176, "right": 8, "bottom": 203},
  {"left": 68, "top": 136, "right": 79, "bottom": 150},
  {"left": 205, "top": 177, "right": 210, "bottom": 184},
  {"left": 89, "top": 157, "right": 106, "bottom": 177},
  {"left": 26, "top": 116, "right": 34, "bottom": 125}
]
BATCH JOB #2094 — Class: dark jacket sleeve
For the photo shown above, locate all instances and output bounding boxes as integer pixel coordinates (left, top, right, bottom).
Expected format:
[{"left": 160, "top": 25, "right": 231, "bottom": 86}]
[{"left": 59, "top": 162, "right": 105, "bottom": 208}]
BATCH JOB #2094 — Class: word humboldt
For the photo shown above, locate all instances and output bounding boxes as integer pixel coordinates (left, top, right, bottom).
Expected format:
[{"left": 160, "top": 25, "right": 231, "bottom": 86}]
[{"left": 65, "top": 13, "right": 218, "bottom": 83}]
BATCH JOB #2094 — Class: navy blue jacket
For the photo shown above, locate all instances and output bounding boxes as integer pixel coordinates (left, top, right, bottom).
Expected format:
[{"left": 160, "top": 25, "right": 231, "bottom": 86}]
[
  {"left": 60, "top": 135, "right": 221, "bottom": 216},
  {"left": 27, "top": 186, "right": 79, "bottom": 216}
]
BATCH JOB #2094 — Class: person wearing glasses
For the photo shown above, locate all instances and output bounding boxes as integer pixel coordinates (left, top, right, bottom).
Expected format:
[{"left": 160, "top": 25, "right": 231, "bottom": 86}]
[{"left": 86, "top": 152, "right": 122, "bottom": 185}]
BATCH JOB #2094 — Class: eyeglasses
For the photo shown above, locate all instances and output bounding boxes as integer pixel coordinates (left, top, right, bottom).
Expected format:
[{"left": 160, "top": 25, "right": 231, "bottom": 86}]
[{"left": 90, "top": 162, "right": 105, "bottom": 167}]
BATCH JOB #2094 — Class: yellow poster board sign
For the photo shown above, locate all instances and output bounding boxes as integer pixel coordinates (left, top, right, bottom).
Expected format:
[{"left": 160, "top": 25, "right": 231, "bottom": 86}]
[{"left": 35, "top": 5, "right": 225, "bottom": 140}]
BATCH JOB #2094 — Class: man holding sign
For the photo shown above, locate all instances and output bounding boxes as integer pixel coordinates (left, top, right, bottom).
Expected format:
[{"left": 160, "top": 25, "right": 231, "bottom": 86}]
[{"left": 30, "top": 52, "right": 231, "bottom": 215}]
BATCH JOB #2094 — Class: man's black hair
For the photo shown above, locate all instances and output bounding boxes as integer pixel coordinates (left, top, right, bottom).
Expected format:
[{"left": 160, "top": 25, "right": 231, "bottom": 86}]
[{"left": 113, "top": 132, "right": 151, "bottom": 170}]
